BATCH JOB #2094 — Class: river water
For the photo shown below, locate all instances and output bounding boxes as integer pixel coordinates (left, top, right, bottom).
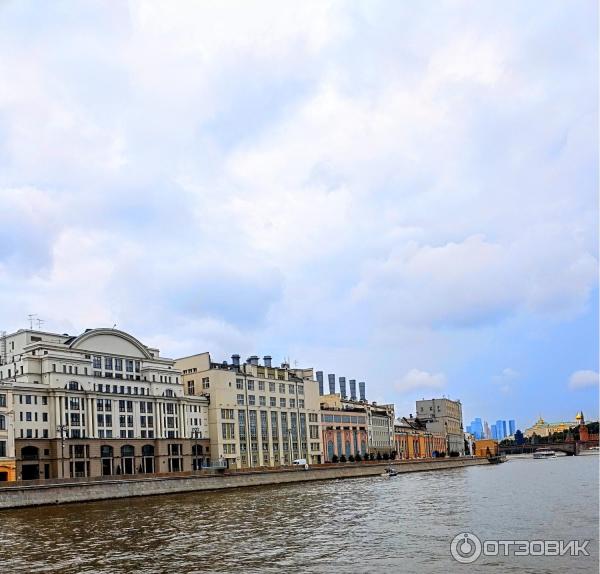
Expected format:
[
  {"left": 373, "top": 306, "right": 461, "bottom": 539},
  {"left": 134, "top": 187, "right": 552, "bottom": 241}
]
[{"left": 0, "top": 455, "right": 598, "bottom": 573}]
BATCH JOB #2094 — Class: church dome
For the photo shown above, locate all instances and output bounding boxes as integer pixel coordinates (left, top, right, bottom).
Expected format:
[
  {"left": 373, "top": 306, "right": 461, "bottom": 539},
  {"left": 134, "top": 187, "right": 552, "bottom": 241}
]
[{"left": 575, "top": 411, "right": 584, "bottom": 422}]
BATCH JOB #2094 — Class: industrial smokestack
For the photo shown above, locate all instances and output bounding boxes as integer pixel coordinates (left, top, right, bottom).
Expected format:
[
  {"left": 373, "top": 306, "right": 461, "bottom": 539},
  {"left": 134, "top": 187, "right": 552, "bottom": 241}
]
[
  {"left": 339, "top": 377, "right": 347, "bottom": 399},
  {"left": 359, "top": 381, "right": 366, "bottom": 401},
  {"left": 316, "top": 371, "right": 324, "bottom": 396},
  {"left": 263, "top": 355, "right": 272, "bottom": 368},
  {"left": 231, "top": 354, "right": 240, "bottom": 367},
  {"left": 328, "top": 373, "right": 335, "bottom": 395},
  {"left": 349, "top": 379, "right": 357, "bottom": 401}
]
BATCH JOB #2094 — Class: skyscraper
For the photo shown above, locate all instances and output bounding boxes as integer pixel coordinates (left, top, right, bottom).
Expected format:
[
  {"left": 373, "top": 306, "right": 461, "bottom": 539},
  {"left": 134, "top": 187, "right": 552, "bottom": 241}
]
[
  {"left": 509, "top": 420, "right": 516, "bottom": 436},
  {"left": 491, "top": 424, "right": 498, "bottom": 440}
]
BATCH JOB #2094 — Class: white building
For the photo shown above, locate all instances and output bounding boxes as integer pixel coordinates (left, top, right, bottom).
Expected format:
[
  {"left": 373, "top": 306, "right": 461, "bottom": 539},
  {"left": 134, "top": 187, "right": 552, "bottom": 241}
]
[{"left": 0, "top": 327, "right": 209, "bottom": 480}]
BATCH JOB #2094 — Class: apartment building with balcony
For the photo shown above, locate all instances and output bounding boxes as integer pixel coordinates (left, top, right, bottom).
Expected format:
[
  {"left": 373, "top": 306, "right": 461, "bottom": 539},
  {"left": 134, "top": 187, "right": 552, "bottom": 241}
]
[
  {"left": 176, "top": 353, "right": 323, "bottom": 468},
  {"left": 0, "top": 328, "right": 209, "bottom": 480}
]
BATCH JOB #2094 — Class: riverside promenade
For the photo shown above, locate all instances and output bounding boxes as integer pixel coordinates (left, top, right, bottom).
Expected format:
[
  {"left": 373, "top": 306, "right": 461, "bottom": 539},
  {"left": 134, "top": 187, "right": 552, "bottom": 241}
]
[{"left": 0, "top": 457, "right": 490, "bottom": 510}]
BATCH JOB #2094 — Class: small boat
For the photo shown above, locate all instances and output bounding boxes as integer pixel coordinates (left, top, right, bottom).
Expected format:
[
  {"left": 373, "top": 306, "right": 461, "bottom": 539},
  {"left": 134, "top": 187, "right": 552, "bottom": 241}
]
[
  {"left": 381, "top": 466, "right": 399, "bottom": 477},
  {"left": 533, "top": 448, "right": 556, "bottom": 459}
]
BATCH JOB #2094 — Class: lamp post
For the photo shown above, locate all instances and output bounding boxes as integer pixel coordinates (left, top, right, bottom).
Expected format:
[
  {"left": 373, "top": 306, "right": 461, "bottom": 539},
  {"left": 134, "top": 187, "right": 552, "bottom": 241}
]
[
  {"left": 56, "top": 424, "right": 67, "bottom": 478},
  {"left": 191, "top": 427, "right": 201, "bottom": 471}
]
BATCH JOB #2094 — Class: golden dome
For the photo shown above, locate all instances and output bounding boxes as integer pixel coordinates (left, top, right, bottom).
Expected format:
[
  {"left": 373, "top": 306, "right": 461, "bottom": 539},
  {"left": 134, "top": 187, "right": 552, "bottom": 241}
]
[{"left": 575, "top": 411, "right": 584, "bottom": 421}]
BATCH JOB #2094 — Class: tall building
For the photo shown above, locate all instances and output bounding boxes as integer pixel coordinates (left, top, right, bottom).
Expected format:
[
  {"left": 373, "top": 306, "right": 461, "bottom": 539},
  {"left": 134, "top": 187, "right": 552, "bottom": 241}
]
[
  {"left": 466, "top": 417, "right": 484, "bottom": 439},
  {"left": 177, "top": 353, "right": 323, "bottom": 468},
  {"left": 491, "top": 424, "right": 498, "bottom": 440},
  {"left": 0, "top": 381, "right": 16, "bottom": 481},
  {"left": 495, "top": 420, "right": 507, "bottom": 439},
  {"left": 0, "top": 328, "right": 209, "bottom": 481},
  {"left": 416, "top": 398, "right": 464, "bottom": 455},
  {"left": 483, "top": 421, "right": 491, "bottom": 439},
  {"left": 508, "top": 420, "right": 516, "bottom": 436}
]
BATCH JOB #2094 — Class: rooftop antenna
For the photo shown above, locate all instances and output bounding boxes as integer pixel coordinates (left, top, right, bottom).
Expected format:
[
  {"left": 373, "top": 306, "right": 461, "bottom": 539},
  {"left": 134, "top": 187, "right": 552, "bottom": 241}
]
[
  {"left": 27, "top": 314, "right": 37, "bottom": 329},
  {"left": 112, "top": 324, "right": 117, "bottom": 329},
  {"left": 36, "top": 318, "right": 45, "bottom": 330}
]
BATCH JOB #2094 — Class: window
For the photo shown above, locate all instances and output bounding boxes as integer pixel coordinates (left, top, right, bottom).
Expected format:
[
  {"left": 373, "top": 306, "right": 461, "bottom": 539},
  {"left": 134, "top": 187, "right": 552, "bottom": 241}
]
[
  {"left": 288, "top": 384, "right": 295, "bottom": 394},
  {"left": 298, "top": 399, "right": 305, "bottom": 409},
  {"left": 93, "top": 356, "right": 102, "bottom": 369},
  {"left": 222, "top": 423, "right": 235, "bottom": 440},
  {"left": 259, "top": 396, "right": 266, "bottom": 406},
  {"left": 298, "top": 384, "right": 304, "bottom": 395},
  {"left": 279, "top": 384, "right": 286, "bottom": 394},
  {"left": 126, "top": 360, "right": 134, "bottom": 372},
  {"left": 221, "top": 409, "right": 234, "bottom": 419},
  {"left": 187, "top": 381, "right": 195, "bottom": 395},
  {"left": 237, "top": 394, "right": 244, "bottom": 405},
  {"left": 269, "top": 382, "right": 275, "bottom": 393},
  {"left": 115, "top": 358, "right": 123, "bottom": 371},
  {"left": 280, "top": 398, "right": 286, "bottom": 408},
  {"left": 202, "top": 377, "right": 209, "bottom": 389},
  {"left": 0, "top": 394, "right": 5, "bottom": 407},
  {"left": 258, "top": 381, "right": 265, "bottom": 391},
  {"left": 0, "top": 441, "right": 5, "bottom": 457},
  {"left": 289, "top": 399, "right": 296, "bottom": 408},
  {"left": 105, "top": 357, "right": 113, "bottom": 370},
  {"left": 248, "top": 395, "right": 256, "bottom": 406},
  {"left": 247, "top": 380, "right": 254, "bottom": 391},
  {"left": 236, "top": 379, "right": 244, "bottom": 390},
  {"left": 0, "top": 415, "right": 5, "bottom": 430},
  {"left": 269, "top": 397, "right": 276, "bottom": 407}
]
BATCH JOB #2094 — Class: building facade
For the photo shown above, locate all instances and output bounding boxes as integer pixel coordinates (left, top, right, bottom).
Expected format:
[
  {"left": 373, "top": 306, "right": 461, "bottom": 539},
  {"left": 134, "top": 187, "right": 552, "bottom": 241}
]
[
  {"left": 320, "top": 394, "right": 368, "bottom": 461},
  {"left": 0, "top": 328, "right": 209, "bottom": 480},
  {"left": 416, "top": 397, "right": 465, "bottom": 455},
  {"left": 0, "top": 381, "right": 16, "bottom": 480},
  {"left": 177, "top": 353, "right": 323, "bottom": 468},
  {"left": 366, "top": 402, "right": 396, "bottom": 455},
  {"left": 394, "top": 416, "right": 446, "bottom": 459}
]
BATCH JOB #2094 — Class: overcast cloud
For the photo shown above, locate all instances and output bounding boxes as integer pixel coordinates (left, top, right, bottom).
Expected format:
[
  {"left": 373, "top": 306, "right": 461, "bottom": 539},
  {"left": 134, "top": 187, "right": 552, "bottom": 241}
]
[{"left": 0, "top": 1, "right": 597, "bottom": 426}]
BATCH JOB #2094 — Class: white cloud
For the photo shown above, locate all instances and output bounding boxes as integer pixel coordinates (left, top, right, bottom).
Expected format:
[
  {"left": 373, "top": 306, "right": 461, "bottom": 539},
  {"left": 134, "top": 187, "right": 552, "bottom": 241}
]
[
  {"left": 396, "top": 369, "right": 447, "bottom": 393},
  {"left": 568, "top": 370, "right": 599, "bottom": 390}
]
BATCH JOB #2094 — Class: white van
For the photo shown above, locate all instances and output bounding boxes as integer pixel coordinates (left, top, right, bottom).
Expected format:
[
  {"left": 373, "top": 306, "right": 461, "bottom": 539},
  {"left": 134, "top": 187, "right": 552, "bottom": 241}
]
[{"left": 292, "top": 458, "right": 309, "bottom": 469}]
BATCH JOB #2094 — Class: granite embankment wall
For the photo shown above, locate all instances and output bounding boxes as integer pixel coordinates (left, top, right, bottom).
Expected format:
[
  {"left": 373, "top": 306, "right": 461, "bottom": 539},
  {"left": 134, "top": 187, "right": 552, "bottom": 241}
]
[{"left": 0, "top": 457, "right": 490, "bottom": 510}]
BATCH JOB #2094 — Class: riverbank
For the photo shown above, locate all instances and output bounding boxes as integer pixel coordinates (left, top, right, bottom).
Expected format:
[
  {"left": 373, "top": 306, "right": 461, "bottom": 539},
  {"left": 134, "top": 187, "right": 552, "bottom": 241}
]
[{"left": 0, "top": 457, "right": 491, "bottom": 510}]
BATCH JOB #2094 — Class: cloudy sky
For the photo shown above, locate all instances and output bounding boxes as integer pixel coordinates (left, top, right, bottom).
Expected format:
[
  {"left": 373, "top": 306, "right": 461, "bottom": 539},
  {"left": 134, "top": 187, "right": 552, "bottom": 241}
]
[{"left": 0, "top": 1, "right": 597, "bottom": 429}]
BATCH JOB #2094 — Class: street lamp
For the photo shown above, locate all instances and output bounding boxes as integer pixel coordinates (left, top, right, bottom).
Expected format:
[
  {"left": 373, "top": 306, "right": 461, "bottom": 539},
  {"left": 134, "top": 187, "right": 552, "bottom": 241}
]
[
  {"left": 56, "top": 424, "right": 67, "bottom": 478},
  {"left": 191, "top": 427, "right": 201, "bottom": 471}
]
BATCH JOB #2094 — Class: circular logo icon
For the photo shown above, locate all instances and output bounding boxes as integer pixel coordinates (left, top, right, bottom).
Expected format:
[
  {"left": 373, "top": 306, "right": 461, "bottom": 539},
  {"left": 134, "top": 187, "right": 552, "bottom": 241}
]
[{"left": 451, "top": 532, "right": 482, "bottom": 563}]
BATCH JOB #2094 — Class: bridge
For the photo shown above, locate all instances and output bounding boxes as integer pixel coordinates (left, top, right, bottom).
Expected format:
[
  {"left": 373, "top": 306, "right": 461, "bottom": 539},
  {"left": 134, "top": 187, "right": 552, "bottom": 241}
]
[{"left": 500, "top": 440, "right": 598, "bottom": 456}]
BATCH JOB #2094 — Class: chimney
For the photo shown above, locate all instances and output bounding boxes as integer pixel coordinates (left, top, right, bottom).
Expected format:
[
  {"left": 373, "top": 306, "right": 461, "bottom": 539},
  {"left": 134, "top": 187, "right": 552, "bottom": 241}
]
[
  {"left": 328, "top": 373, "right": 336, "bottom": 395},
  {"left": 316, "top": 371, "right": 324, "bottom": 396},
  {"left": 247, "top": 355, "right": 259, "bottom": 366},
  {"left": 359, "top": 381, "right": 366, "bottom": 401},
  {"left": 349, "top": 379, "right": 357, "bottom": 401},
  {"left": 231, "top": 354, "right": 240, "bottom": 367},
  {"left": 339, "top": 377, "right": 347, "bottom": 399},
  {"left": 263, "top": 355, "right": 272, "bottom": 368}
]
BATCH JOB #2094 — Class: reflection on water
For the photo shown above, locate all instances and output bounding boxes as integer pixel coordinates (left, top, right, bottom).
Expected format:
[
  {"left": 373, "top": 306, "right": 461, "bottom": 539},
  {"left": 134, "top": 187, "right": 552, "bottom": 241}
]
[{"left": 0, "top": 456, "right": 597, "bottom": 573}]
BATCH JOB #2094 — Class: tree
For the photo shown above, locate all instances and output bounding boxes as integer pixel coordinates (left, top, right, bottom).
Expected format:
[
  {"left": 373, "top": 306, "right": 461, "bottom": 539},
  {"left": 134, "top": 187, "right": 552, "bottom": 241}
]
[
  {"left": 354, "top": 453, "right": 362, "bottom": 462},
  {"left": 376, "top": 452, "right": 382, "bottom": 461},
  {"left": 382, "top": 452, "right": 389, "bottom": 460},
  {"left": 331, "top": 454, "right": 339, "bottom": 463},
  {"left": 340, "top": 454, "right": 347, "bottom": 463},
  {"left": 369, "top": 453, "right": 375, "bottom": 461},
  {"left": 348, "top": 454, "right": 355, "bottom": 462},
  {"left": 391, "top": 450, "right": 398, "bottom": 460},
  {"left": 514, "top": 430, "right": 524, "bottom": 445}
]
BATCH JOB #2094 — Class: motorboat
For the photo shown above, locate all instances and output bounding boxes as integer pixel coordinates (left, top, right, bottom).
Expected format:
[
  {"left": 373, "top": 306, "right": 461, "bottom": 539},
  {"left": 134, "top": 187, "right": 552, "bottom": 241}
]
[{"left": 533, "top": 448, "right": 556, "bottom": 459}]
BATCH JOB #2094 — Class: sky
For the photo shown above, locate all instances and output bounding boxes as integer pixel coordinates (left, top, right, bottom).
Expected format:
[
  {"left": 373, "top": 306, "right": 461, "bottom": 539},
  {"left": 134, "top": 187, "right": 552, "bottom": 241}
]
[{"left": 0, "top": 1, "right": 597, "bottom": 430}]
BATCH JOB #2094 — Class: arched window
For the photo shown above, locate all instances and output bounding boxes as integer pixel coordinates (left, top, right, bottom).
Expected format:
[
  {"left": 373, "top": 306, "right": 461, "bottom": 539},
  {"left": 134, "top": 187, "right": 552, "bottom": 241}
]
[
  {"left": 101, "top": 445, "right": 114, "bottom": 476},
  {"left": 121, "top": 445, "right": 135, "bottom": 458},
  {"left": 21, "top": 446, "right": 39, "bottom": 459},
  {"left": 67, "top": 381, "right": 79, "bottom": 391},
  {"left": 120, "top": 445, "right": 135, "bottom": 475},
  {"left": 327, "top": 441, "right": 334, "bottom": 461},
  {"left": 141, "top": 445, "right": 154, "bottom": 457},
  {"left": 141, "top": 445, "right": 155, "bottom": 473}
]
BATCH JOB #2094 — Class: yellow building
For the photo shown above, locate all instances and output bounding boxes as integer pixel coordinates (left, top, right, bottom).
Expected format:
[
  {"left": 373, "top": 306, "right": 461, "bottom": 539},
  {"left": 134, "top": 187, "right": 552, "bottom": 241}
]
[
  {"left": 524, "top": 415, "right": 579, "bottom": 438},
  {"left": 474, "top": 439, "right": 498, "bottom": 458}
]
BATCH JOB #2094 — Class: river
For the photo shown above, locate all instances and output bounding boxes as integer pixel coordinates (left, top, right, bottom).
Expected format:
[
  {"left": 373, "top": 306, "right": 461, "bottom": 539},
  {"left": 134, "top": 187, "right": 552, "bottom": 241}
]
[{"left": 0, "top": 454, "right": 598, "bottom": 573}]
